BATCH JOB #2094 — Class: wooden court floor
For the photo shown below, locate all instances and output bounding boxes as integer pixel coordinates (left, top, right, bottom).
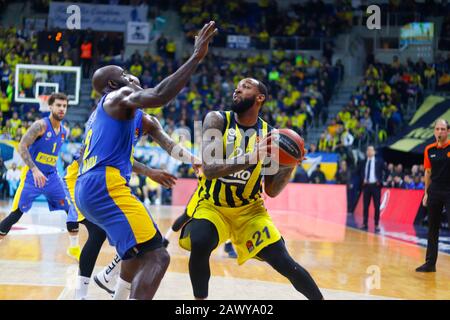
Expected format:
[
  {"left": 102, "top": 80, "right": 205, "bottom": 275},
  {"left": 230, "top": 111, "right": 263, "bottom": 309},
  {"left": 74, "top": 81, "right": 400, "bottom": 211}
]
[{"left": 0, "top": 201, "right": 449, "bottom": 300}]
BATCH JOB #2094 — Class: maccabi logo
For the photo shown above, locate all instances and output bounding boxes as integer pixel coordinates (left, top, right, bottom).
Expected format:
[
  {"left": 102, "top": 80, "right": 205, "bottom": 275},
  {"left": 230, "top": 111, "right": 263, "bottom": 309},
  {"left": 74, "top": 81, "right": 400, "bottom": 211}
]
[{"left": 366, "top": 5, "right": 381, "bottom": 30}]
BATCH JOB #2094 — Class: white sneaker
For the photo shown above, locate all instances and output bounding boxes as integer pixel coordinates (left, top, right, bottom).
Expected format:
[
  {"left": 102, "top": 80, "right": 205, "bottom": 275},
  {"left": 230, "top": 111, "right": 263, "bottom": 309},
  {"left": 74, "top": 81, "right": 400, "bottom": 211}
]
[{"left": 94, "top": 272, "right": 115, "bottom": 296}]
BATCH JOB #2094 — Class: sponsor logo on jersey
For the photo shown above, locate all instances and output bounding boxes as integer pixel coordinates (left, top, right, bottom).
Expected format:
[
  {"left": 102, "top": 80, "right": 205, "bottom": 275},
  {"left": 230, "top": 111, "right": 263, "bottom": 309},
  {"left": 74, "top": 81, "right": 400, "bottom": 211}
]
[
  {"left": 219, "top": 169, "right": 252, "bottom": 185},
  {"left": 246, "top": 240, "right": 254, "bottom": 253},
  {"left": 35, "top": 152, "right": 58, "bottom": 166}
]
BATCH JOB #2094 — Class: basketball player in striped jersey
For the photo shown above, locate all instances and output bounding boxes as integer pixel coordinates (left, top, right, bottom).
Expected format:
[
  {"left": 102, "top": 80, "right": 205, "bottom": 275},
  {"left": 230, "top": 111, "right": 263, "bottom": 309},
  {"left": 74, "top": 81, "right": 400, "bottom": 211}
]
[
  {"left": 0, "top": 93, "right": 80, "bottom": 256},
  {"left": 179, "top": 78, "right": 323, "bottom": 300}
]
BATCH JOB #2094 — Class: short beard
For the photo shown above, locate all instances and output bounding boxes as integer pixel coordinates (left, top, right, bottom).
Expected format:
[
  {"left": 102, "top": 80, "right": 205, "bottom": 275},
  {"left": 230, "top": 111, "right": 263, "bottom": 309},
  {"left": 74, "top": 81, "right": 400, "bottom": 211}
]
[
  {"left": 231, "top": 96, "right": 255, "bottom": 114},
  {"left": 51, "top": 112, "right": 64, "bottom": 121}
]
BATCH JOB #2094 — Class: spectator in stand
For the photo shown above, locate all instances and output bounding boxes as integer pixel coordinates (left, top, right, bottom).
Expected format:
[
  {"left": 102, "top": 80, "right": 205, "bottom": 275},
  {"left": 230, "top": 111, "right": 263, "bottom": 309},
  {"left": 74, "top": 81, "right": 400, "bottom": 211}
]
[
  {"left": 310, "top": 164, "right": 326, "bottom": 184},
  {"left": 80, "top": 38, "right": 93, "bottom": 79},
  {"left": 415, "top": 176, "right": 425, "bottom": 190},
  {"left": 157, "top": 33, "right": 168, "bottom": 57},
  {"left": 5, "top": 162, "right": 20, "bottom": 197},
  {"left": 293, "top": 165, "right": 309, "bottom": 183},
  {"left": 129, "top": 172, "right": 143, "bottom": 201},
  {"left": 394, "top": 164, "right": 404, "bottom": 178},
  {"left": 402, "top": 175, "right": 415, "bottom": 190},
  {"left": 10, "top": 111, "right": 21, "bottom": 129},
  {"left": 391, "top": 175, "right": 404, "bottom": 188},
  {"left": 166, "top": 38, "right": 176, "bottom": 60},
  {"left": 411, "top": 164, "right": 420, "bottom": 178},
  {"left": 70, "top": 123, "right": 83, "bottom": 143},
  {"left": 0, "top": 91, "right": 10, "bottom": 119},
  {"left": 129, "top": 59, "right": 143, "bottom": 78}
]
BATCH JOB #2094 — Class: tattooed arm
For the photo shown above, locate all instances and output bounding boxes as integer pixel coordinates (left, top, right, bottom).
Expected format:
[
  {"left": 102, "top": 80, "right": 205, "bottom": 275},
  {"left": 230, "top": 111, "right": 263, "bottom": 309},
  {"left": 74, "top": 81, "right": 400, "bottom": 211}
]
[
  {"left": 263, "top": 165, "right": 296, "bottom": 198},
  {"left": 18, "top": 119, "right": 47, "bottom": 187},
  {"left": 142, "top": 113, "right": 199, "bottom": 165},
  {"left": 201, "top": 111, "right": 269, "bottom": 180}
]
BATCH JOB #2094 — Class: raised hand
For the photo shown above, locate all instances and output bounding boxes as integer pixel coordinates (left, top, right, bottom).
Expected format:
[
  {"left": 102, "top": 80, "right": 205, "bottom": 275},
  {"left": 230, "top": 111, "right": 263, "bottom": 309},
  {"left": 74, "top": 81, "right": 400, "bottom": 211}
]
[{"left": 193, "top": 21, "right": 218, "bottom": 61}]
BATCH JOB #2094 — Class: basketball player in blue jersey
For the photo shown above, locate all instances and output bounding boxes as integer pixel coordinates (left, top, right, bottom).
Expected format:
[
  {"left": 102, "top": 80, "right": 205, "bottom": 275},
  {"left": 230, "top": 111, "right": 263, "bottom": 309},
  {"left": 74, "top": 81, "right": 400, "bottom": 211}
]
[
  {"left": 67, "top": 76, "right": 200, "bottom": 299},
  {"left": 178, "top": 78, "right": 323, "bottom": 300},
  {"left": 0, "top": 93, "right": 75, "bottom": 251},
  {"left": 74, "top": 21, "right": 217, "bottom": 300}
]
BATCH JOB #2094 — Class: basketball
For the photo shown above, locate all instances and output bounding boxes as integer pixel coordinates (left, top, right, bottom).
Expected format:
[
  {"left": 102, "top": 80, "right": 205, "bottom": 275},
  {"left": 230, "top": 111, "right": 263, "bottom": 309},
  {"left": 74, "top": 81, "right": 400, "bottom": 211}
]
[
  {"left": 271, "top": 129, "right": 305, "bottom": 166},
  {"left": 1, "top": 0, "right": 449, "bottom": 303}
]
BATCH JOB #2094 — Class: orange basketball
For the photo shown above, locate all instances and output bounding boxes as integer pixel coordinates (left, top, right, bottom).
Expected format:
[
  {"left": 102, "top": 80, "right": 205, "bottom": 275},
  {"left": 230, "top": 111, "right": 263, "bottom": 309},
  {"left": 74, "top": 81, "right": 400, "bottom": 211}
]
[{"left": 270, "top": 128, "right": 305, "bottom": 166}]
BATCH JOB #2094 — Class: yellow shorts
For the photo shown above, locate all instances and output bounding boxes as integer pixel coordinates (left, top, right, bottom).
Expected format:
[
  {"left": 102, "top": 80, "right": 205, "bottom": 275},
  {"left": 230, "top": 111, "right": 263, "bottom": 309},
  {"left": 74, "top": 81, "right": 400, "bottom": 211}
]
[
  {"left": 75, "top": 166, "right": 161, "bottom": 259},
  {"left": 185, "top": 189, "right": 201, "bottom": 218},
  {"left": 64, "top": 160, "right": 85, "bottom": 222},
  {"left": 179, "top": 198, "right": 281, "bottom": 265}
]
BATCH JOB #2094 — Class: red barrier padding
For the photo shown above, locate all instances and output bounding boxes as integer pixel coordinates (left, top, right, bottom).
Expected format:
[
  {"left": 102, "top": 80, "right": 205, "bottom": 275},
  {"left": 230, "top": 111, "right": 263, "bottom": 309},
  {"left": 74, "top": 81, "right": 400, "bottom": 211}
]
[
  {"left": 353, "top": 188, "right": 423, "bottom": 226},
  {"left": 172, "top": 179, "right": 348, "bottom": 241}
]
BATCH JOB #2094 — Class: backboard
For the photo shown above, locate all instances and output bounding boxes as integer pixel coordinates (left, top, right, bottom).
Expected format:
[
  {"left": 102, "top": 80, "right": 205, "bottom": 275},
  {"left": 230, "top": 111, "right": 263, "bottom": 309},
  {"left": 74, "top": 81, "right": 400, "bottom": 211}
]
[{"left": 14, "top": 64, "right": 81, "bottom": 106}]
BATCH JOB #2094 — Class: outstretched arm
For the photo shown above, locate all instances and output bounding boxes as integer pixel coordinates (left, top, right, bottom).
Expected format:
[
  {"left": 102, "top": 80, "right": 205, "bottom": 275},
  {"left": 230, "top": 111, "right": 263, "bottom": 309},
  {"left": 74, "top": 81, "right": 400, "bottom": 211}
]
[
  {"left": 132, "top": 159, "right": 177, "bottom": 189},
  {"left": 142, "top": 113, "right": 198, "bottom": 164},
  {"left": 114, "top": 22, "right": 218, "bottom": 109}
]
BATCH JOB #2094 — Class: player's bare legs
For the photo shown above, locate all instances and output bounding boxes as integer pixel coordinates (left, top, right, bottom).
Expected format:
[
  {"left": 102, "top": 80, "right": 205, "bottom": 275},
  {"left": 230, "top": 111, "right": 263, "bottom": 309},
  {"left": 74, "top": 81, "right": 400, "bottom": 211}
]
[{"left": 121, "top": 247, "right": 170, "bottom": 299}]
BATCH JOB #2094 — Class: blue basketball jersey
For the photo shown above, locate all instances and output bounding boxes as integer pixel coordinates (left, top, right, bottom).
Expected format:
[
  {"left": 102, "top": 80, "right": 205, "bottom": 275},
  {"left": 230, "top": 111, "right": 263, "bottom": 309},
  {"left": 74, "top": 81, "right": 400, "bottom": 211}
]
[
  {"left": 28, "top": 117, "right": 66, "bottom": 175},
  {"left": 78, "top": 94, "right": 141, "bottom": 180},
  {"left": 73, "top": 104, "right": 143, "bottom": 162}
]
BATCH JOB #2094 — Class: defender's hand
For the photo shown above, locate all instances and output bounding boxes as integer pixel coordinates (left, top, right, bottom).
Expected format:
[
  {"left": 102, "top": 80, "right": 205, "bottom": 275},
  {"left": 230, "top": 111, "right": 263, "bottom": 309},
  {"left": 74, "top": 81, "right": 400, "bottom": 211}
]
[
  {"left": 147, "top": 169, "right": 177, "bottom": 189},
  {"left": 193, "top": 21, "right": 218, "bottom": 61}
]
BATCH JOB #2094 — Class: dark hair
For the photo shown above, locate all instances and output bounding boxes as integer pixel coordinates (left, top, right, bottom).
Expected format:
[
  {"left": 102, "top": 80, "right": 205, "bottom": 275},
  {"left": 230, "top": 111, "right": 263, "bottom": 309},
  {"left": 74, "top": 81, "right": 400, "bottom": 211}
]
[
  {"left": 48, "top": 92, "right": 68, "bottom": 106},
  {"left": 256, "top": 80, "right": 268, "bottom": 105}
]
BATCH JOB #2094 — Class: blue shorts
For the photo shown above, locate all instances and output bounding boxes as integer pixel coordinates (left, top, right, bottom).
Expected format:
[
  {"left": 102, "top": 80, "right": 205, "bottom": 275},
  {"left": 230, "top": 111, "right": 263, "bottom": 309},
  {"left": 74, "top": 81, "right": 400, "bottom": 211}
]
[
  {"left": 75, "top": 166, "right": 162, "bottom": 259},
  {"left": 12, "top": 167, "right": 70, "bottom": 213}
]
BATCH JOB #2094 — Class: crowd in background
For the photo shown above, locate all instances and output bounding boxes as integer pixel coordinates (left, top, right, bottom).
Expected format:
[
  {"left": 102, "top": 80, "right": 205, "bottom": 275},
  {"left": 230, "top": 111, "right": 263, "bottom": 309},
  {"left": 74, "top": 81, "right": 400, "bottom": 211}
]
[
  {"left": 178, "top": 0, "right": 350, "bottom": 43},
  {"left": 0, "top": 1, "right": 449, "bottom": 205},
  {"left": 315, "top": 55, "right": 450, "bottom": 171}
]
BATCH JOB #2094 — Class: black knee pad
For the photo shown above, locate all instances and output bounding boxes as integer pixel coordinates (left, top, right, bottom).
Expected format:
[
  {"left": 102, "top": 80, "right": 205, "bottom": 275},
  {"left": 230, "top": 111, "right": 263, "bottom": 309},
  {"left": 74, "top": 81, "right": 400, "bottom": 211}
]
[
  {"left": 66, "top": 221, "right": 79, "bottom": 233},
  {"left": 172, "top": 212, "right": 191, "bottom": 232},
  {"left": 189, "top": 219, "right": 218, "bottom": 254}
]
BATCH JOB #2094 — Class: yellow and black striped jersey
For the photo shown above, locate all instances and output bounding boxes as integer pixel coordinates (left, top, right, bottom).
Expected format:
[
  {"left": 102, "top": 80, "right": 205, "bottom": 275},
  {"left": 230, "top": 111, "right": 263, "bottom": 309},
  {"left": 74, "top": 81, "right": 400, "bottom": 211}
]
[{"left": 195, "top": 111, "right": 272, "bottom": 208}]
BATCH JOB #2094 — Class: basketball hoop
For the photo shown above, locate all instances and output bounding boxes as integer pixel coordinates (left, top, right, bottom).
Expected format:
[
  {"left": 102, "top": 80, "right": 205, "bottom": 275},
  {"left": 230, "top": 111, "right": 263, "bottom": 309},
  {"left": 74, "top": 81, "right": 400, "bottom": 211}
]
[{"left": 38, "top": 95, "right": 50, "bottom": 112}]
